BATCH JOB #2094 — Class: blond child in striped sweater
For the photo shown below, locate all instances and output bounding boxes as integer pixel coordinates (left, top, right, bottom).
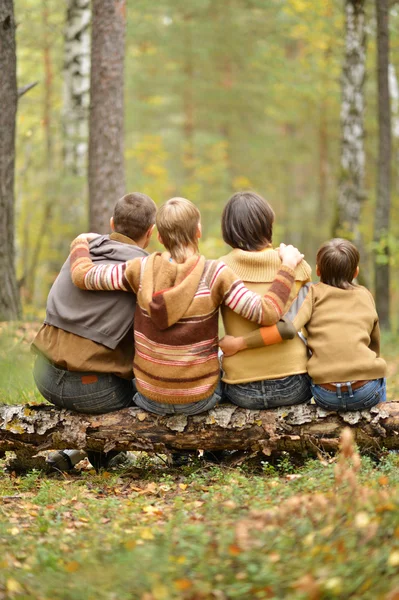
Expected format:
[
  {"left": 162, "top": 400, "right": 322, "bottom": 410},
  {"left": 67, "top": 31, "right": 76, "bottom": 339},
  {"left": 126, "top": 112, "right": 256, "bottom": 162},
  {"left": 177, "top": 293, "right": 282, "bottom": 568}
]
[{"left": 70, "top": 198, "right": 304, "bottom": 415}]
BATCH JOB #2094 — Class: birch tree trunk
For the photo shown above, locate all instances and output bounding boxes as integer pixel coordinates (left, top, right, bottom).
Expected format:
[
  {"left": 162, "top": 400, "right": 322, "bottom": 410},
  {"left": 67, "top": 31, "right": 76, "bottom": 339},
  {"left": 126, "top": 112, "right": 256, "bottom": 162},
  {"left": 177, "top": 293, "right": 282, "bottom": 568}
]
[
  {"left": 336, "top": 0, "right": 366, "bottom": 245},
  {"left": 88, "top": 0, "right": 126, "bottom": 233},
  {"left": 374, "top": 0, "right": 391, "bottom": 330},
  {"left": 63, "top": 0, "right": 91, "bottom": 176},
  {"left": 0, "top": 1, "right": 21, "bottom": 321}
]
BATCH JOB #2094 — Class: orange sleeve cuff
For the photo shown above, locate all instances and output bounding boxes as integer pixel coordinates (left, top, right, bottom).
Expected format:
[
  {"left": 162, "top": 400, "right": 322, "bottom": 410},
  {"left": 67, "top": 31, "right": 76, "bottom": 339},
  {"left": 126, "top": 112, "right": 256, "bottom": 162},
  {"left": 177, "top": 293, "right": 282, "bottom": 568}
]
[{"left": 245, "top": 325, "right": 283, "bottom": 349}]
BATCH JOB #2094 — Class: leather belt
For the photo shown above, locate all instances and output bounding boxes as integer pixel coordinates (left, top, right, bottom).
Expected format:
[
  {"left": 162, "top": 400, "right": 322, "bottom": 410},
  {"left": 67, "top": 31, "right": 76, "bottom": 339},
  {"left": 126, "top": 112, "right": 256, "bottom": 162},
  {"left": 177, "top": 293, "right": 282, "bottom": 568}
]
[{"left": 318, "top": 380, "right": 368, "bottom": 392}]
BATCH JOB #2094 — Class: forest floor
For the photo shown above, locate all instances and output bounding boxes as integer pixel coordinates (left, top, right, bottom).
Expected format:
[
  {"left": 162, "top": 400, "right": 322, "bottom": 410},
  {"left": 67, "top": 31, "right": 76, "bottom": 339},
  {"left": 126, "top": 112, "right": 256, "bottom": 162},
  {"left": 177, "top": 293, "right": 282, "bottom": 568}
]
[{"left": 1, "top": 322, "right": 399, "bottom": 599}]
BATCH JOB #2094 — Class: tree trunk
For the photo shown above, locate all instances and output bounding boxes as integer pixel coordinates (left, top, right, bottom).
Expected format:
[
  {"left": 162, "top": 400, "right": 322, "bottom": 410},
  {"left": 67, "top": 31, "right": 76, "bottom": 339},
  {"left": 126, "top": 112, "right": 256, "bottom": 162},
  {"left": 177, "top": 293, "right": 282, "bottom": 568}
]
[
  {"left": 23, "top": 0, "right": 55, "bottom": 306},
  {"left": 388, "top": 63, "right": 399, "bottom": 194},
  {"left": 63, "top": 0, "right": 91, "bottom": 176},
  {"left": 1, "top": 403, "right": 399, "bottom": 459},
  {"left": 335, "top": 0, "right": 366, "bottom": 245},
  {"left": 374, "top": 0, "right": 391, "bottom": 330},
  {"left": 89, "top": 0, "right": 126, "bottom": 233},
  {"left": 0, "top": 1, "right": 21, "bottom": 321}
]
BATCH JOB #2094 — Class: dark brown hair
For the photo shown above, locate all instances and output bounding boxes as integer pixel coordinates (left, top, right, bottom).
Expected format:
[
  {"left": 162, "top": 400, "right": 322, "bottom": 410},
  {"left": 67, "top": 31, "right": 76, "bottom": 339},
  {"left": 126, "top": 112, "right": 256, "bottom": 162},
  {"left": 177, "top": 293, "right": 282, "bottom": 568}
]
[
  {"left": 221, "top": 191, "right": 275, "bottom": 251},
  {"left": 316, "top": 238, "right": 360, "bottom": 289},
  {"left": 113, "top": 193, "right": 156, "bottom": 241}
]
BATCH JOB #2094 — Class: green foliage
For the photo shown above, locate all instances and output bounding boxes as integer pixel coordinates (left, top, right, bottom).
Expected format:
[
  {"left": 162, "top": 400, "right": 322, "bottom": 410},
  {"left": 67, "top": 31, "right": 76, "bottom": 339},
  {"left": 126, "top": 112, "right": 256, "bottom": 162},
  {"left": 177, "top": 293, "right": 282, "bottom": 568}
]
[{"left": 11, "top": 0, "right": 399, "bottom": 321}]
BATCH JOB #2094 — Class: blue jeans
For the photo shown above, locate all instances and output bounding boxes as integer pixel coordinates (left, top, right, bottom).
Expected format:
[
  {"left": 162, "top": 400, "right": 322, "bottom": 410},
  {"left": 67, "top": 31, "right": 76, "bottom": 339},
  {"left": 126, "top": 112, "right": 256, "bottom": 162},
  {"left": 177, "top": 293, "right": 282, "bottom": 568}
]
[
  {"left": 223, "top": 374, "right": 312, "bottom": 409},
  {"left": 311, "top": 378, "right": 386, "bottom": 411},
  {"left": 33, "top": 354, "right": 135, "bottom": 414},
  {"left": 134, "top": 381, "right": 222, "bottom": 416}
]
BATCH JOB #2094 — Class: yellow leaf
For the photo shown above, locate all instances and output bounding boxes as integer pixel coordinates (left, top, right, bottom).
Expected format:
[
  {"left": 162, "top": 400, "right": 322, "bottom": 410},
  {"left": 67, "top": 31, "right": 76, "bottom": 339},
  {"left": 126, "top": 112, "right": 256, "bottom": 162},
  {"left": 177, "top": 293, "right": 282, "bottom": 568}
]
[
  {"left": 65, "top": 561, "right": 80, "bottom": 573},
  {"left": 143, "top": 505, "right": 163, "bottom": 516},
  {"left": 152, "top": 583, "right": 169, "bottom": 599},
  {"left": 388, "top": 551, "right": 399, "bottom": 567},
  {"left": 6, "top": 578, "right": 23, "bottom": 595},
  {"left": 124, "top": 539, "right": 136, "bottom": 550},
  {"left": 179, "top": 483, "right": 188, "bottom": 491},
  {"left": 355, "top": 512, "right": 370, "bottom": 529},
  {"left": 141, "top": 528, "right": 155, "bottom": 540}
]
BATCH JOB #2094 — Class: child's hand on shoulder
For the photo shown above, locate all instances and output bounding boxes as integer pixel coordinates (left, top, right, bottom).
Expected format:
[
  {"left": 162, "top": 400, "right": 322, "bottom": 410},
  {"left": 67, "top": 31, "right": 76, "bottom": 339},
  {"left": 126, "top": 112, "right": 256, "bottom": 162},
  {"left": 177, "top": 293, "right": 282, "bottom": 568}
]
[
  {"left": 278, "top": 243, "right": 304, "bottom": 269},
  {"left": 77, "top": 233, "right": 100, "bottom": 242},
  {"left": 219, "top": 335, "right": 247, "bottom": 357}
]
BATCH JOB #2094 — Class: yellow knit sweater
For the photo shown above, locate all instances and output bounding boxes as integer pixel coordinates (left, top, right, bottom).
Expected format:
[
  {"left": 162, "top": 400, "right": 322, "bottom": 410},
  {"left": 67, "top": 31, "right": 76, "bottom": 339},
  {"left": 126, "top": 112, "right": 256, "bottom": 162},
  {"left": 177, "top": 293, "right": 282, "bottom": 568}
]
[{"left": 220, "top": 248, "right": 312, "bottom": 384}]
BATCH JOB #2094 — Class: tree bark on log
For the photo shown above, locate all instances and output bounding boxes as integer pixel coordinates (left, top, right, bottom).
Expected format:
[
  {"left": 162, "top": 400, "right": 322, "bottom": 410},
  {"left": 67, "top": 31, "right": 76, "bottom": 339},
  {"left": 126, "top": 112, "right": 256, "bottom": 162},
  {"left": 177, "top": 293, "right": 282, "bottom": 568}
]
[{"left": 1, "top": 403, "right": 399, "bottom": 460}]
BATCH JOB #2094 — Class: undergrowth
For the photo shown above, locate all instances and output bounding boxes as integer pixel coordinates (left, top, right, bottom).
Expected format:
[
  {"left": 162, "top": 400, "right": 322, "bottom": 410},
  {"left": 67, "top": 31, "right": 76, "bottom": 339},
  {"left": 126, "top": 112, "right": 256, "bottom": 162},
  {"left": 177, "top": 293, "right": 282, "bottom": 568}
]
[{"left": 1, "top": 324, "right": 399, "bottom": 597}]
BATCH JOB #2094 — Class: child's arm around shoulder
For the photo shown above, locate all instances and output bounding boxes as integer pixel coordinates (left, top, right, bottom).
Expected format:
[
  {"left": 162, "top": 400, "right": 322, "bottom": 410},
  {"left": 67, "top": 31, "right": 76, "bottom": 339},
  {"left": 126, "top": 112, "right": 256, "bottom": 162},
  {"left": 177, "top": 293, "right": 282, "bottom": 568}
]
[
  {"left": 70, "top": 234, "right": 142, "bottom": 293},
  {"left": 219, "top": 317, "right": 297, "bottom": 356},
  {"left": 214, "top": 244, "right": 303, "bottom": 326},
  {"left": 219, "top": 284, "right": 315, "bottom": 357}
]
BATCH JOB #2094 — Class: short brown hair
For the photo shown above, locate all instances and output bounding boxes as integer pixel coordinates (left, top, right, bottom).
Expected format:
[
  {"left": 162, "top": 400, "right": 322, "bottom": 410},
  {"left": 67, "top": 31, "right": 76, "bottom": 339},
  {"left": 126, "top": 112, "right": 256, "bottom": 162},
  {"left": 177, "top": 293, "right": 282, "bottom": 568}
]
[
  {"left": 316, "top": 238, "right": 360, "bottom": 289},
  {"left": 156, "top": 197, "right": 200, "bottom": 263},
  {"left": 113, "top": 193, "right": 156, "bottom": 241},
  {"left": 221, "top": 191, "right": 275, "bottom": 251}
]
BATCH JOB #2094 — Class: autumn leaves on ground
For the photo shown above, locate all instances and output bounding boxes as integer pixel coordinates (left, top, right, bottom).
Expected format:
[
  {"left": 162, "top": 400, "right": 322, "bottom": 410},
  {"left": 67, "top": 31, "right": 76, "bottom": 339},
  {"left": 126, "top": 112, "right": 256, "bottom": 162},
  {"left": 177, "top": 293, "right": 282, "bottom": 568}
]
[{"left": 1, "top": 326, "right": 399, "bottom": 600}]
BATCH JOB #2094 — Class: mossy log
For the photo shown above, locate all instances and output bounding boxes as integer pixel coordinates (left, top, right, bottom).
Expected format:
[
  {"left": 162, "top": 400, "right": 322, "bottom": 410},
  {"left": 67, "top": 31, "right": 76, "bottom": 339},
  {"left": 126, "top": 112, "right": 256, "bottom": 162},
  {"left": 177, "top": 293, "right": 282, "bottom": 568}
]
[{"left": 1, "top": 402, "right": 399, "bottom": 461}]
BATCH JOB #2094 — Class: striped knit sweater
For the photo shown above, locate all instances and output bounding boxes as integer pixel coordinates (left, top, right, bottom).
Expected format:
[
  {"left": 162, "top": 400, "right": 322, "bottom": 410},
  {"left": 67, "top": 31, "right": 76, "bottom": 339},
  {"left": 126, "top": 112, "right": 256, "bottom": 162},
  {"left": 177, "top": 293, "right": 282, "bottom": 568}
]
[{"left": 70, "top": 236, "right": 296, "bottom": 404}]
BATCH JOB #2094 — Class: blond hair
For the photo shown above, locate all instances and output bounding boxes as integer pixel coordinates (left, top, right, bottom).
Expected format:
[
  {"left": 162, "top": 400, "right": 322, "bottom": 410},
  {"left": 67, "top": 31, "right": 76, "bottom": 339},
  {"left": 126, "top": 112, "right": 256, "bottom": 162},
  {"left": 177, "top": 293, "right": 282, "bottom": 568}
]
[{"left": 156, "top": 197, "right": 200, "bottom": 263}]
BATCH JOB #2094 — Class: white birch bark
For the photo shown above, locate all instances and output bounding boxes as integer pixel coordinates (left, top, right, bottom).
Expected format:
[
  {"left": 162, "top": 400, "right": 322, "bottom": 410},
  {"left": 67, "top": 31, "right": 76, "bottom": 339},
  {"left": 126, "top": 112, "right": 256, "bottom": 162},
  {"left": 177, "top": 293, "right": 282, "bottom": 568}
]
[
  {"left": 62, "top": 0, "right": 91, "bottom": 176},
  {"left": 337, "top": 0, "right": 366, "bottom": 243}
]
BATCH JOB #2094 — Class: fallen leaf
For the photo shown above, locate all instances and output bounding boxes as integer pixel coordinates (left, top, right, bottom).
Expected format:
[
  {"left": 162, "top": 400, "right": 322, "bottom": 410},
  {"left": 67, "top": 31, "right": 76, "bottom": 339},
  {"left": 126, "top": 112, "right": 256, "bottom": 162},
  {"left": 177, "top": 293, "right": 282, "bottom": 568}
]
[
  {"left": 174, "top": 579, "right": 192, "bottom": 591},
  {"left": 65, "top": 561, "right": 80, "bottom": 573},
  {"left": 140, "top": 528, "right": 155, "bottom": 540},
  {"left": 6, "top": 578, "right": 23, "bottom": 595}
]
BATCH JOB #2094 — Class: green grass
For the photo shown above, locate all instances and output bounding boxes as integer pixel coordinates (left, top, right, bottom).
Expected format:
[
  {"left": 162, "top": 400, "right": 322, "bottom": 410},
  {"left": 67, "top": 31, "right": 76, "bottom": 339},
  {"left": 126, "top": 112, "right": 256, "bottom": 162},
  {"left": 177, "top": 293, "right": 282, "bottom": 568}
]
[
  {"left": 1, "top": 455, "right": 399, "bottom": 599},
  {"left": 2, "top": 323, "right": 399, "bottom": 598}
]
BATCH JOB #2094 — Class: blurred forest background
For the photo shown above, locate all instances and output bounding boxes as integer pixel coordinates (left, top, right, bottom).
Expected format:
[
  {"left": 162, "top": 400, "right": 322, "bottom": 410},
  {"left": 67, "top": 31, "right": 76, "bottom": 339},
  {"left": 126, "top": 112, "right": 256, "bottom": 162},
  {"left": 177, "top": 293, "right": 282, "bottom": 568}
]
[{"left": 2, "top": 0, "right": 399, "bottom": 326}]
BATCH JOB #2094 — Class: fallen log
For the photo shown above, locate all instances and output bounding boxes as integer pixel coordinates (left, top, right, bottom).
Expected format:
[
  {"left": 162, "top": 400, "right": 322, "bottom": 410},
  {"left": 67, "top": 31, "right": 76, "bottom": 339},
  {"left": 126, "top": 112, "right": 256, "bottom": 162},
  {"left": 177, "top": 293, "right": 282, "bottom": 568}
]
[{"left": 1, "top": 402, "right": 399, "bottom": 461}]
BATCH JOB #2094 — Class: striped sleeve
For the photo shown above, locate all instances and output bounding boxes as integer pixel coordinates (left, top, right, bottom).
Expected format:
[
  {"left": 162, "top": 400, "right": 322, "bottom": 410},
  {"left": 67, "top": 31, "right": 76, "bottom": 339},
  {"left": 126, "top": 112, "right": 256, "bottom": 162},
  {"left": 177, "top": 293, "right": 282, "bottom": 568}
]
[
  {"left": 217, "top": 263, "right": 296, "bottom": 326},
  {"left": 70, "top": 235, "right": 140, "bottom": 293}
]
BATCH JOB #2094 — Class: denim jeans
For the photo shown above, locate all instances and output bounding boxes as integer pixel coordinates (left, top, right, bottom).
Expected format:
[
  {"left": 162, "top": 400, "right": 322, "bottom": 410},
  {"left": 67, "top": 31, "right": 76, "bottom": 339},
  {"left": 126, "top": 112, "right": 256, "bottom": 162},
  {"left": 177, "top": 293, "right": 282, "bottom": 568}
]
[
  {"left": 134, "top": 381, "right": 223, "bottom": 416},
  {"left": 223, "top": 374, "right": 312, "bottom": 409},
  {"left": 33, "top": 354, "right": 135, "bottom": 414},
  {"left": 311, "top": 378, "right": 386, "bottom": 412}
]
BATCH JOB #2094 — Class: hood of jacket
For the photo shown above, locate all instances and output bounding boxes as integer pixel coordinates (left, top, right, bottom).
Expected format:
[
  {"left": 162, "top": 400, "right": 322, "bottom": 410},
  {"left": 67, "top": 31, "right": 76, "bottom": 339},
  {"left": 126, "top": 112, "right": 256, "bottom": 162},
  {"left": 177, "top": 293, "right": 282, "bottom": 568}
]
[
  {"left": 89, "top": 233, "right": 147, "bottom": 263},
  {"left": 137, "top": 252, "right": 206, "bottom": 330}
]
